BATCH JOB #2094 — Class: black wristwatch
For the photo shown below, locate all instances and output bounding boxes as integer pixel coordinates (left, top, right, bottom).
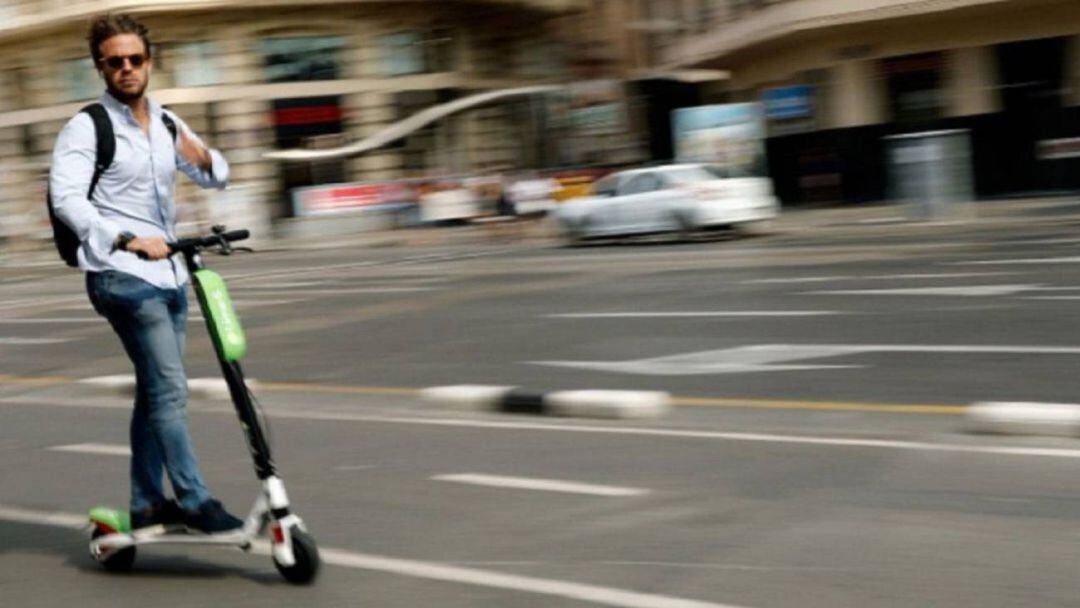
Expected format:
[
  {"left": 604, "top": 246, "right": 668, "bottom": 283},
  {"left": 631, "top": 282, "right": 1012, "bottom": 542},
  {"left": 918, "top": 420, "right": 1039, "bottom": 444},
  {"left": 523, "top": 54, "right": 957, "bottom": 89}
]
[{"left": 113, "top": 231, "right": 136, "bottom": 253}]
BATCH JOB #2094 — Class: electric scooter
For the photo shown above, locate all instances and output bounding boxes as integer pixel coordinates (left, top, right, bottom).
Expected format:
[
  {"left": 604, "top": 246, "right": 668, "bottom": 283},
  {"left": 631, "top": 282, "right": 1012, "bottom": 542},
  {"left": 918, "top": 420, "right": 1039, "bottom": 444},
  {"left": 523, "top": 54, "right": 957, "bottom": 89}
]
[{"left": 88, "top": 226, "right": 320, "bottom": 584}]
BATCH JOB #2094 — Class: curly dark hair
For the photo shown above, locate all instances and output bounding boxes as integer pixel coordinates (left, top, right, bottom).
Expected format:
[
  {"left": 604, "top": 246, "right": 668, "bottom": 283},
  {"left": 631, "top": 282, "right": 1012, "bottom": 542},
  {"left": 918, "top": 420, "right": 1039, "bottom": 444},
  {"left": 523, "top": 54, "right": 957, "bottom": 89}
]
[{"left": 87, "top": 14, "right": 152, "bottom": 65}]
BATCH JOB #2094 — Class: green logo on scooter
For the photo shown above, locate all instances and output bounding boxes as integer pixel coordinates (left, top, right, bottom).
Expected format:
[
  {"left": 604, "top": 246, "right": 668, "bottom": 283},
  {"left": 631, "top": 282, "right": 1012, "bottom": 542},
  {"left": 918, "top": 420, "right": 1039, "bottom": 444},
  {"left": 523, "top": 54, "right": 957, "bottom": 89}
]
[{"left": 195, "top": 269, "right": 247, "bottom": 362}]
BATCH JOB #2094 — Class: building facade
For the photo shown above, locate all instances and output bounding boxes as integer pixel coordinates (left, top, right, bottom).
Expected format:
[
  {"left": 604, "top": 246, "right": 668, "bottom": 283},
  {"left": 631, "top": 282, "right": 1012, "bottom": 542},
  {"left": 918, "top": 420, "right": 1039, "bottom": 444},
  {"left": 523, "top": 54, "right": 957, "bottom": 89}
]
[
  {"left": 0, "top": 0, "right": 586, "bottom": 244},
  {"left": 659, "top": 0, "right": 1080, "bottom": 204}
]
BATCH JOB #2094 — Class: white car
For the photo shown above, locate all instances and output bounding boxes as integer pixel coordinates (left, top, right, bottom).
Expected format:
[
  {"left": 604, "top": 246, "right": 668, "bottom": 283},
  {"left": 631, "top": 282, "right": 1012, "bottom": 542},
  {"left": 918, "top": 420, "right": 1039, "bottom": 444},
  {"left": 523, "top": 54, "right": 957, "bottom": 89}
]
[{"left": 554, "top": 164, "right": 779, "bottom": 244}]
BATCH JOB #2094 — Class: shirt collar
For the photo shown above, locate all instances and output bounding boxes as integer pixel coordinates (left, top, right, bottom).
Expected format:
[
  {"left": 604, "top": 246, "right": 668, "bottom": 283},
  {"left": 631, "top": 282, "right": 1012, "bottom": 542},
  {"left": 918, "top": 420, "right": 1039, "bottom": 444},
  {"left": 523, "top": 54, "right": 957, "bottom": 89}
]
[{"left": 99, "top": 91, "right": 161, "bottom": 119}]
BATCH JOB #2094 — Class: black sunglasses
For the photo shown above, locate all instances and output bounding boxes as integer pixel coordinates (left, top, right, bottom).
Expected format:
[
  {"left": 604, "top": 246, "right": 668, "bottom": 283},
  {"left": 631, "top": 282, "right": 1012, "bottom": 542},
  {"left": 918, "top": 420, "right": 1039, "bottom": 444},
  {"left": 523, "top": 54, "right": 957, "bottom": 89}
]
[{"left": 101, "top": 54, "right": 147, "bottom": 70}]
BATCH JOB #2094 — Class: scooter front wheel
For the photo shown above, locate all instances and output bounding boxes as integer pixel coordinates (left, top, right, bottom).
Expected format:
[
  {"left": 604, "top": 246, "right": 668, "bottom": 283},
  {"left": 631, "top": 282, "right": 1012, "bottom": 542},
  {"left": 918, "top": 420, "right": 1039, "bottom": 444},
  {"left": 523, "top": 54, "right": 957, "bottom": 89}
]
[
  {"left": 274, "top": 528, "right": 320, "bottom": 584},
  {"left": 91, "top": 528, "right": 136, "bottom": 572}
]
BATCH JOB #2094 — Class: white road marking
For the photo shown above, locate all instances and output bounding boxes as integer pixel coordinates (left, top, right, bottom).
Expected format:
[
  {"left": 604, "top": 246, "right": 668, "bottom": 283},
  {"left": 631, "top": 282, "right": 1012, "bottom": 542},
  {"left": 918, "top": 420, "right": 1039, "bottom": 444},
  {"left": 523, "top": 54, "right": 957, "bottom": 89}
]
[
  {"left": 947, "top": 256, "right": 1080, "bottom": 265},
  {"left": 742, "top": 272, "right": 1013, "bottom": 284},
  {"left": 8, "top": 398, "right": 1080, "bottom": 460},
  {"left": 0, "top": 505, "right": 88, "bottom": 529},
  {"left": 0, "top": 505, "right": 744, "bottom": 608},
  {"left": 0, "top": 337, "right": 77, "bottom": 345},
  {"left": 229, "top": 281, "right": 327, "bottom": 289},
  {"left": 0, "top": 317, "right": 204, "bottom": 324},
  {"left": 739, "top": 276, "right": 846, "bottom": 284},
  {"left": 597, "top": 561, "right": 866, "bottom": 572},
  {"left": 432, "top": 474, "right": 649, "bottom": 497},
  {"left": 546, "top": 311, "right": 840, "bottom": 319},
  {"left": 278, "top": 287, "right": 438, "bottom": 295},
  {"left": 801, "top": 284, "right": 1042, "bottom": 297},
  {"left": 233, "top": 278, "right": 448, "bottom": 291},
  {"left": 531, "top": 343, "right": 1080, "bottom": 376},
  {"left": 220, "top": 250, "right": 500, "bottom": 283},
  {"left": 48, "top": 443, "right": 131, "bottom": 457},
  {"left": 230, "top": 298, "right": 305, "bottom": 308},
  {"left": 856, "top": 216, "right": 907, "bottom": 224},
  {"left": 0, "top": 295, "right": 84, "bottom": 312},
  {"left": 0, "top": 318, "right": 98, "bottom": 324},
  {"left": 1002, "top": 237, "right": 1080, "bottom": 245}
]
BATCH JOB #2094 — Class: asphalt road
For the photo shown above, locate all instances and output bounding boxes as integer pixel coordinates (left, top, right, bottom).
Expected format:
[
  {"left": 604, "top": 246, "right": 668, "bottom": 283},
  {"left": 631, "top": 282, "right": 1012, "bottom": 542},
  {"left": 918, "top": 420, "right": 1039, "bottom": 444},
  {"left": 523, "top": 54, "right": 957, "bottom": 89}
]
[{"left": 2, "top": 216, "right": 1080, "bottom": 607}]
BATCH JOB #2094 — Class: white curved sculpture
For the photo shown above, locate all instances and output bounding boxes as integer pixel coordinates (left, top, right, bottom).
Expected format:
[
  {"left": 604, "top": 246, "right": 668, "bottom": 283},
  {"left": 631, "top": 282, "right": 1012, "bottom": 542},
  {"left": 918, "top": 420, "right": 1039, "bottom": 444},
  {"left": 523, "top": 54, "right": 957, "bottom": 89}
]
[{"left": 263, "top": 85, "right": 563, "bottom": 162}]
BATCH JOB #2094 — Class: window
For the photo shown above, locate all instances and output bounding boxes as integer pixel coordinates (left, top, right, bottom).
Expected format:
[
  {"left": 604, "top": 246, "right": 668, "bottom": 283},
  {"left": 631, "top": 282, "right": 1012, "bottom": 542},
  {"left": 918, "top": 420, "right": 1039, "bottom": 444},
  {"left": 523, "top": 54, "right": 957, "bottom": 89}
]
[
  {"left": 60, "top": 58, "right": 98, "bottom": 102},
  {"left": 379, "top": 29, "right": 457, "bottom": 77},
  {"left": 261, "top": 36, "right": 345, "bottom": 83},
  {"left": 380, "top": 32, "right": 424, "bottom": 76},
  {"left": 593, "top": 175, "right": 618, "bottom": 197},
  {"left": 520, "top": 38, "right": 566, "bottom": 78},
  {"left": 661, "top": 166, "right": 716, "bottom": 184},
  {"left": 422, "top": 28, "right": 456, "bottom": 73},
  {"left": 883, "top": 52, "right": 945, "bottom": 124},
  {"left": 395, "top": 89, "right": 440, "bottom": 169},
  {"left": 171, "top": 42, "right": 222, "bottom": 87},
  {"left": 621, "top": 173, "right": 661, "bottom": 195}
]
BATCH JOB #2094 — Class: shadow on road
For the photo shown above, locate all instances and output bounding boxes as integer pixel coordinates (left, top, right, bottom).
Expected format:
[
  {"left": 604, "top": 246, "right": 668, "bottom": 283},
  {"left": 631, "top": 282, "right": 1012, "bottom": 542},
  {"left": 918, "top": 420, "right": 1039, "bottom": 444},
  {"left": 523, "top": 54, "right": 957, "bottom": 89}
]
[{"left": 0, "top": 520, "right": 283, "bottom": 586}]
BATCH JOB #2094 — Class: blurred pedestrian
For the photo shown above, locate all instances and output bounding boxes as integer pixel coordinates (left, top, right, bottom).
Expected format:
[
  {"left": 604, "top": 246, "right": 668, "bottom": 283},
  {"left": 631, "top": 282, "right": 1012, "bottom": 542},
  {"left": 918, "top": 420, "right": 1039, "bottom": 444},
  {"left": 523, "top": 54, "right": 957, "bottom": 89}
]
[{"left": 507, "top": 171, "right": 559, "bottom": 239}]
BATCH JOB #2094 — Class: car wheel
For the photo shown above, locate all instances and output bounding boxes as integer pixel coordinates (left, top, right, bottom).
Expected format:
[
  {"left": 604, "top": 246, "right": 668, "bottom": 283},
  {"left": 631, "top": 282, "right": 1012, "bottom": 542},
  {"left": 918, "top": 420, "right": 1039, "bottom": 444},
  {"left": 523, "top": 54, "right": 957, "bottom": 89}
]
[
  {"left": 671, "top": 212, "right": 697, "bottom": 243},
  {"left": 562, "top": 217, "right": 590, "bottom": 247},
  {"left": 735, "top": 219, "right": 774, "bottom": 237}
]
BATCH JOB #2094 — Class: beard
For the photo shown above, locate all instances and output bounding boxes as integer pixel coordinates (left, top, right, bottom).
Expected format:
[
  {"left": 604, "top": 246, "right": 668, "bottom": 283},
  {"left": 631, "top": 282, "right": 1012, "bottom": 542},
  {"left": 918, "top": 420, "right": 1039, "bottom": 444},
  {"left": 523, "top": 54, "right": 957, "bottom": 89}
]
[{"left": 105, "top": 77, "right": 148, "bottom": 103}]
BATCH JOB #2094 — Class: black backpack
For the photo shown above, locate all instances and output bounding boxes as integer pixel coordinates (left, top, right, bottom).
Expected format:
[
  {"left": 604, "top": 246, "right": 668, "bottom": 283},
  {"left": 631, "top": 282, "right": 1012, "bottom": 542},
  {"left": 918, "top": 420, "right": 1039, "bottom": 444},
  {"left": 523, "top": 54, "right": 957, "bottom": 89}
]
[{"left": 47, "top": 103, "right": 178, "bottom": 267}]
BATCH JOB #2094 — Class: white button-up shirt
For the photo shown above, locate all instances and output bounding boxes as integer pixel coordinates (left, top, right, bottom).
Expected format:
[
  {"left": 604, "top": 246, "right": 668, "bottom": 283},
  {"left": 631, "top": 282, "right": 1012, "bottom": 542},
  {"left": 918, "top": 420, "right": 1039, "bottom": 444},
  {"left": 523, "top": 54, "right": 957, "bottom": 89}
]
[{"left": 49, "top": 92, "right": 229, "bottom": 289}]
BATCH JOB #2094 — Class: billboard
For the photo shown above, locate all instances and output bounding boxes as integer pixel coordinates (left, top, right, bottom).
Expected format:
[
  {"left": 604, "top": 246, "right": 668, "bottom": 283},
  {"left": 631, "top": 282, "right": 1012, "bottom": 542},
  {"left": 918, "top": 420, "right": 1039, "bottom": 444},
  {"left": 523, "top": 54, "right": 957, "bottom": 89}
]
[
  {"left": 672, "top": 103, "right": 767, "bottom": 177},
  {"left": 762, "top": 85, "right": 814, "bottom": 120},
  {"left": 292, "top": 182, "right": 414, "bottom": 216}
]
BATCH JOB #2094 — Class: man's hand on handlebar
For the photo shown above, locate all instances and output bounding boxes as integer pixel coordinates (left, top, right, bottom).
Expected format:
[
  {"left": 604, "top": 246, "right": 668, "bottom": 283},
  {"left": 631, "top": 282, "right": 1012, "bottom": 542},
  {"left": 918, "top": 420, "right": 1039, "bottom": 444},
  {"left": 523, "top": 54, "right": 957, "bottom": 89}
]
[{"left": 126, "top": 236, "right": 171, "bottom": 260}]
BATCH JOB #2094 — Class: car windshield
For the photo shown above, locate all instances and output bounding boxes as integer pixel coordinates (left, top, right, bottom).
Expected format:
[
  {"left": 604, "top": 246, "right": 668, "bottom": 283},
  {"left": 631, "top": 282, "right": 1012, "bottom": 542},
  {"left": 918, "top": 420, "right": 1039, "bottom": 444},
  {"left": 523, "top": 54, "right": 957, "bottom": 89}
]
[
  {"left": 702, "top": 165, "right": 731, "bottom": 179},
  {"left": 661, "top": 166, "right": 721, "bottom": 184},
  {"left": 592, "top": 176, "right": 618, "bottom": 196}
]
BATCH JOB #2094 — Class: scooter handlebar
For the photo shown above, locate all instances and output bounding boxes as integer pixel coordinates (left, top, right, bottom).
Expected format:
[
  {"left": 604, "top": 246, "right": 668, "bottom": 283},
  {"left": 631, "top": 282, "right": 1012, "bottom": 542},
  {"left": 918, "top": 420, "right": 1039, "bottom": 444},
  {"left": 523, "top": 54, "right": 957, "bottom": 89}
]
[{"left": 168, "top": 229, "right": 250, "bottom": 255}]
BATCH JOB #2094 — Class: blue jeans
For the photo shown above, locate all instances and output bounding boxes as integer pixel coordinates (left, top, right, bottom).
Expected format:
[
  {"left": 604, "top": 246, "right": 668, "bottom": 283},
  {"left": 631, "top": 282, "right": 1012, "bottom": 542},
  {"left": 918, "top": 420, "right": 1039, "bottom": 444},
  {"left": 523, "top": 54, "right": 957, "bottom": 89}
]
[{"left": 86, "top": 270, "right": 211, "bottom": 513}]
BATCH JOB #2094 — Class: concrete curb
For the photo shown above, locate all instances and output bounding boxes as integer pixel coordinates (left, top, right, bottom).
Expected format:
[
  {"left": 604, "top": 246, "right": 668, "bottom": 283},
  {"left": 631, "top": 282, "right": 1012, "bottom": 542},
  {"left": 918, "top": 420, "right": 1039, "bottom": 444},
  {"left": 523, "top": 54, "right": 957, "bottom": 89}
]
[
  {"left": 79, "top": 375, "right": 259, "bottom": 401},
  {"left": 967, "top": 401, "right": 1080, "bottom": 437},
  {"left": 419, "top": 385, "right": 671, "bottom": 419}
]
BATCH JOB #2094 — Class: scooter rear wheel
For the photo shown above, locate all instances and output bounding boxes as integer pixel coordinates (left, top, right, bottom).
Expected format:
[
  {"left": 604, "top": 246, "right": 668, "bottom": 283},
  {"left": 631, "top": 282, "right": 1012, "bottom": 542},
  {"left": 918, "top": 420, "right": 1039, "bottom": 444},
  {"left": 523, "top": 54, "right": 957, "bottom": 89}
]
[
  {"left": 274, "top": 528, "right": 320, "bottom": 584},
  {"left": 91, "top": 528, "right": 136, "bottom": 572}
]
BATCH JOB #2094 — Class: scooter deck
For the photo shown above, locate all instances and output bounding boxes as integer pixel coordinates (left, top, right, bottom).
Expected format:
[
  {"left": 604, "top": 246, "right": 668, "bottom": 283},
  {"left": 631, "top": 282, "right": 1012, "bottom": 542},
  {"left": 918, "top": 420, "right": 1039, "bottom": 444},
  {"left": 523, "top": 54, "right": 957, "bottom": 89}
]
[{"left": 90, "top": 506, "right": 251, "bottom": 546}]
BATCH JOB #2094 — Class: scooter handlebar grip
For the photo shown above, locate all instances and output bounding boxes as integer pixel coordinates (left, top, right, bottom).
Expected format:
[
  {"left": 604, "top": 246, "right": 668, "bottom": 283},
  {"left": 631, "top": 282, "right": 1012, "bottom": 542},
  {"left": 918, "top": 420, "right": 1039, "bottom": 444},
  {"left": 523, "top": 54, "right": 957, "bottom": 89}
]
[{"left": 221, "top": 229, "right": 250, "bottom": 242}]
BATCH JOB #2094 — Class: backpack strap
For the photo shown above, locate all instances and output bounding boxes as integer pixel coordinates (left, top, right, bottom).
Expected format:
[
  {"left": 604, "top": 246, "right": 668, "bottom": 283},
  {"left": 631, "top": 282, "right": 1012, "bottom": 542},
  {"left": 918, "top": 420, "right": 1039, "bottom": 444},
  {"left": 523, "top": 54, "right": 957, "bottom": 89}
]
[
  {"left": 80, "top": 103, "right": 114, "bottom": 201},
  {"left": 77, "top": 104, "right": 179, "bottom": 200},
  {"left": 161, "top": 110, "right": 178, "bottom": 144}
]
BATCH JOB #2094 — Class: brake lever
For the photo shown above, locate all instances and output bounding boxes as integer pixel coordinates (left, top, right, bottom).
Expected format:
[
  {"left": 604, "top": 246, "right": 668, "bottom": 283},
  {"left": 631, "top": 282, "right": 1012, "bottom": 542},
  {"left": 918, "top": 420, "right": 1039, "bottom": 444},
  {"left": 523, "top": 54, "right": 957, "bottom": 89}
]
[
  {"left": 215, "top": 235, "right": 234, "bottom": 256},
  {"left": 212, "top": 245, "right": 254, "bottom": 256}
]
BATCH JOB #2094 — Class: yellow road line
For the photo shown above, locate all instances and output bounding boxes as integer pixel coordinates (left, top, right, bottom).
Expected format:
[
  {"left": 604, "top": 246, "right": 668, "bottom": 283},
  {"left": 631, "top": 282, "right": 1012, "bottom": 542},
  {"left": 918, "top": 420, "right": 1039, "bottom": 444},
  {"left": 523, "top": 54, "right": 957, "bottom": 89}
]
[
  {"left": 245, "top": 383, "right": 968, "bottom": 415},
  {"left": 0, "top": 374, "right": 77, "bottom": 387},
  {"left": 0, "top": 374, "right": 965, "bottom": 415}
]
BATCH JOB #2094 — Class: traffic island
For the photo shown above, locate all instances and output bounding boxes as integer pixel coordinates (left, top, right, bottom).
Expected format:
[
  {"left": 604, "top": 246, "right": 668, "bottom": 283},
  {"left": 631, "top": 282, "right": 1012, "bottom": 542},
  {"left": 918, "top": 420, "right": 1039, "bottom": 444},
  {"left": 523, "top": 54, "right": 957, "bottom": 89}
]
[
  {"left": 80, "top": 375, "right": 258, "bottom": 401},
  {"left": 420, "top": 385, "right": 671, "bottom": 419},
  {"left": 967, "top": 401, "right": 1080, "bottom": 438}
]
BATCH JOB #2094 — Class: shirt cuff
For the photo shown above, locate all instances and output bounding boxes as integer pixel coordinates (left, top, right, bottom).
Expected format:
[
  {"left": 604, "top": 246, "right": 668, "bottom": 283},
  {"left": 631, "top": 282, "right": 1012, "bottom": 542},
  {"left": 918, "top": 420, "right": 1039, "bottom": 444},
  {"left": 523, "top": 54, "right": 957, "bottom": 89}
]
[
  {"left": 208, "top": 149, "right": 229, "bottom": 185},
  {"left": 89, "top": 219, "right": 124, "bottom": 258}
]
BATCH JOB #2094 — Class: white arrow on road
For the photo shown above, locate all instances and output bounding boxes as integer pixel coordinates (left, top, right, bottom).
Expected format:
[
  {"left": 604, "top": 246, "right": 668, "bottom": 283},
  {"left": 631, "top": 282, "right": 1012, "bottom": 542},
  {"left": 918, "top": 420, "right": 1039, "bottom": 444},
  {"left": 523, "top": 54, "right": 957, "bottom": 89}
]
[{"left": 530, "top": 344, "right": 1080, "bottom": 376}]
